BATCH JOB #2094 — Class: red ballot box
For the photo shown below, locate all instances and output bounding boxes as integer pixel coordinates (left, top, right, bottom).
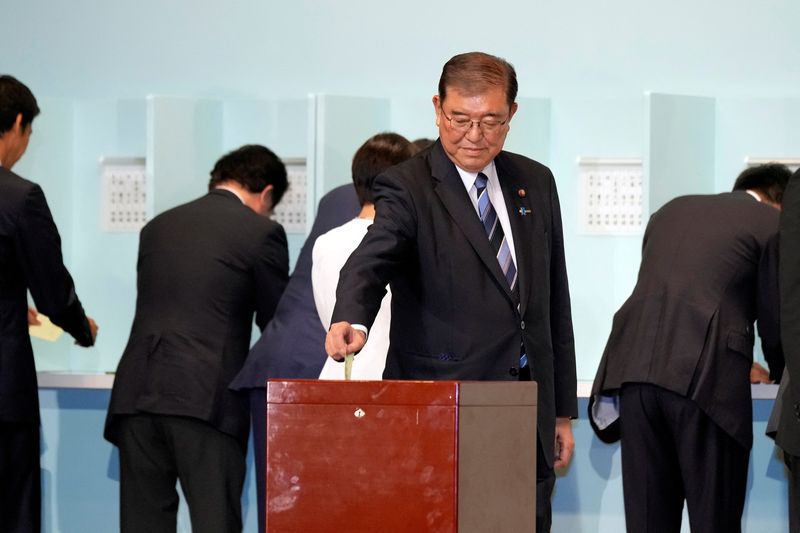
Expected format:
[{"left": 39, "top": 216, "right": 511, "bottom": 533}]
[{"left": 265, "top": 379, "right": 537, "bottom": 532}]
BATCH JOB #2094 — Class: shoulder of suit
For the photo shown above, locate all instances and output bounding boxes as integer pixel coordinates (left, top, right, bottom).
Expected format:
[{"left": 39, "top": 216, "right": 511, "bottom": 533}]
[
  {"left": 497, "top": 150, "right": 551, "bottom": 174},
  {"left": 146, "top": 191, "right": 284, "bottom": 235},
  {"left": 0, "top": 167, "right": 38, "bottom": 194},
  {"left": 0, "top": 169, "right": 42, "bottom": 213}
]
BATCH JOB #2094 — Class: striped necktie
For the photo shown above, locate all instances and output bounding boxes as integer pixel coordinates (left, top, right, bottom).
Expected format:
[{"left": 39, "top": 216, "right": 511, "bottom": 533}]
[
  {"left": 475, "top": 173, "right": 529, "bottom": 374},
  {"left": 475, "top": 172, "right": 517, "bottom": 292}
]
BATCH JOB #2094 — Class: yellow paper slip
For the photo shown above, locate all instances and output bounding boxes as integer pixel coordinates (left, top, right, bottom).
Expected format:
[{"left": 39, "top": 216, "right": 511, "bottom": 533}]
[{"left": 29, "top": 313, "right": 63, "bottom": 342}]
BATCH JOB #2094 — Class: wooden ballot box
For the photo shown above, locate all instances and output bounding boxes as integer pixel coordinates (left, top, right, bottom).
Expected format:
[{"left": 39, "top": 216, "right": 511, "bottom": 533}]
[{"left": 265, "top": 380, "right": 537, "bottom": 532}]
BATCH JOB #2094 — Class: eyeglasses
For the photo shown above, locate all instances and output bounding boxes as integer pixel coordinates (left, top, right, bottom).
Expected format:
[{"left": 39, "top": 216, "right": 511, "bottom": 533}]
[{"left": 440, "top": 108, "right": 508, "bottom": 135}]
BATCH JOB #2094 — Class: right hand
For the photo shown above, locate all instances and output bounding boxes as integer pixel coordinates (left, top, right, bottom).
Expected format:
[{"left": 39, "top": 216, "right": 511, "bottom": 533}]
[
  {"left": 87, "top": 317, "right": 99, "bottom": 344},
  {"left": 27, "top": 307, "right": 41, "bottom": 326},
  {"left": 750, "top": 362, "right": 773, "bottom": 384},
  {"left": 325, "top": 322, "right": 366, "bottom": 361}
]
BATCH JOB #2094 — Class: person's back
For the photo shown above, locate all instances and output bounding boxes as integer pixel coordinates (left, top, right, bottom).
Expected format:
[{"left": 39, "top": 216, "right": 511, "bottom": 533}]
[
  {"left": 312, "top": 132, "right": 416, "bottom": 381},
  {"left": 106, "top": 143, "right": 289, "bottom": 533},
  {"left": 591, "top": 163, "right": 789, "bottom": 533},
  {"left": 0, "top": 74, "right": 96, "bottom": 533},
  {"left": 637, "top": 192, "right": 777, "bottom": 304},
  {"left": 120, "top": 189, "right": 287, "bottom": 436},
  {"left": 314, "top": 219, "right": 392, "bottom": 380}
]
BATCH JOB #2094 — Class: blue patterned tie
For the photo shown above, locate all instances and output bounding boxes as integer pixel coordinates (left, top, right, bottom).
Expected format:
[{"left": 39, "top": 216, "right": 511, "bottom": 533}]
[
  {"left": 475, "top": 173, "right": 528, "bottom": 374},
  {"left": 475, "top": 173, "right": 517, "bottom": 292}
]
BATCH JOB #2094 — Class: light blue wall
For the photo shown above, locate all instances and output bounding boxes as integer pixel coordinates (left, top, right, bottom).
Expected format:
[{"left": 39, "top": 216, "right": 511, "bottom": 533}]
[
  {"left": 716, "top": 98, "right": 800, "bottom": 191},
  {"left": 3, "top": 0, "right": 799, "bottom": 530},
  {"left": 549, "top": 97, "right": 646, "bottom": 376},
  {"left": 3, "top": 1, "right": 799, "bottom": 100},
  {"left": 647, "top": 93, "right": 717, "bottom": 213}
]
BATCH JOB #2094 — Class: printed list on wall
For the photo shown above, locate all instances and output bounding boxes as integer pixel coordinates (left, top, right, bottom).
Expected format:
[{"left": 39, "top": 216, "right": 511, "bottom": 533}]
[
  {"left": 100, "top": 157, "right": 148, "bottom": 233},
  {"left": 272, "top": 158, "right": 307, "bottom": 234},
  {"left": 578, "top": 158, "right": 644, "bottom": 236}
]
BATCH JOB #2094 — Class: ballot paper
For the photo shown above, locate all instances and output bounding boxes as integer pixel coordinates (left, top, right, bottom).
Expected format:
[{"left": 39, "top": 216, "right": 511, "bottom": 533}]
[
  {"left": 29, "top": 313, "right": 63, "bottom": 342},
  {"left": 344, "top": 353, "right": 354, "bottom": 380}
]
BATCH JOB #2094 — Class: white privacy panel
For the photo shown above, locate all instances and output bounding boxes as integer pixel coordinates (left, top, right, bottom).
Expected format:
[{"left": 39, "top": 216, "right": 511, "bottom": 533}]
[{"left": 745, "top": 157, "right": 800, "bottom": 173}]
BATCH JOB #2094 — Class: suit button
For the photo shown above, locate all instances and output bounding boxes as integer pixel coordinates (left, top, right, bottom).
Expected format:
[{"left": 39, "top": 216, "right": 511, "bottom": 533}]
[
  {"left": 520, "top": 320, "right": 526, "bottom": 330},
  {"left": 509, "top": 367, "right": 519, "bottom": 377}
]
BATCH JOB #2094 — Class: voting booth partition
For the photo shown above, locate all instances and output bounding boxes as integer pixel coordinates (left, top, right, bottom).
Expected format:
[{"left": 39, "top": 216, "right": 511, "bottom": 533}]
[{"left": 264, "top": 380, "right": 538, "bottom": 532}]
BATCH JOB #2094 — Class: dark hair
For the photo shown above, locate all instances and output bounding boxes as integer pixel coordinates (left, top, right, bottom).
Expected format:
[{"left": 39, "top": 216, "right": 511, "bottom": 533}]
[
  {"left": 438, "top": 52, "right": 518, "bottom": 110},
  {"left": 352, "top": 133, "right": 416, "bottom": 206},
  {"left": 732, "top": 163, "right": 792, "bottom": 205},
  {"left": 209, "top": 144, "right": 288, "bottom": 206},
  {"left": 411, "top": 138, "right": 435, "bottom": 151},
  {"left": 0, "top": 75, "right": 40, "bottom": 135}
]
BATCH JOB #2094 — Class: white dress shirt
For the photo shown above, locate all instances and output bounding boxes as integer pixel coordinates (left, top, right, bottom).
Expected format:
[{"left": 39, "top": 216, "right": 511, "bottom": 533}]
[
  {"left": 455, "top": 161, "right": 518, "bottom": 270},
  {"left": 313, "top": 217, "right": 390, "bottom": 380}
]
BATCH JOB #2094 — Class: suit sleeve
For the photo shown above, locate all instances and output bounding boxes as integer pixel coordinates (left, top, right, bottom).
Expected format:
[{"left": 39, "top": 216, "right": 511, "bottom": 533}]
[
  {"left": 547, "top": 172, "right": 578, "bottom": 418},
  {"left": 14, "top": 184, "right": 93, "bottom": 346},
  {"left": 757, "top": 232, "right": 783, "bottom": 381},
  {"left": 781, "top": 172, "right": 800, "bottom": 406},
  {"left": 331, "top": 172, "right": 415, "bottom": 329},
  {"left": 253, "top": 224, "right": 290, "bottom": 331}
]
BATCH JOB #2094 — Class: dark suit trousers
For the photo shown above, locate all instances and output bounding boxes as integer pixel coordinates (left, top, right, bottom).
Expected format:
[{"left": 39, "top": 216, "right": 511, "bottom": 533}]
[
  {"left": 116, "top": 414, "right": 246, "bottom": 533},
  {"left": 520, "top": 365, "right": 556, "bottom": 533},
  {"left": 249, "top": 389, "right": 268, "bottom": 533},
  {"left": 785, "top": 453, "right": 800, "bottom": 533},
  {"left": 0, "top": 421, "right": 40, "bottom": 533},
  {"left": 619, "top": 383, "right": 748, "bottom": 533}
]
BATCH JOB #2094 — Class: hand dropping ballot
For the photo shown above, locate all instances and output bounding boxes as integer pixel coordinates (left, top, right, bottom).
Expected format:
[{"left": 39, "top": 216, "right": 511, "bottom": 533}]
[{"left": 344, "top": 353, "right": 354, "bottom": 381}]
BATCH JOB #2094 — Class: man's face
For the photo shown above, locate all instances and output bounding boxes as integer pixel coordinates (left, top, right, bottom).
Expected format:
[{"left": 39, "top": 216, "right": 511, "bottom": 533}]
[{"left": 433, "top": 85, "right": 517, "bottom": 173}]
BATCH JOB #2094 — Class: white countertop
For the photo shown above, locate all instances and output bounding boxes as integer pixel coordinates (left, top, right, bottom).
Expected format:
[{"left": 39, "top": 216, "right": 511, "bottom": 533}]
[
  {"left": 37, "top": 372, "right": 115, "bottom": 389},
  {"left": 36, "top": 373, "right": 780, "bottom": 399}
]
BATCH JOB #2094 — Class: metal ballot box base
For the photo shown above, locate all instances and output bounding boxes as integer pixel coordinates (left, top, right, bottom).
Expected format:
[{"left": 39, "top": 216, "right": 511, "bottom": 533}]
[{"left": 265, "top": 379, "right": 537, "bottom": 532}]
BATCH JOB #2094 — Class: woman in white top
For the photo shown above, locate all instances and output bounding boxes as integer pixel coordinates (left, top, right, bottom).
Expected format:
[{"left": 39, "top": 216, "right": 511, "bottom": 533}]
[{"left": 312, "top": 132, "right": 418, "bottom": 380}]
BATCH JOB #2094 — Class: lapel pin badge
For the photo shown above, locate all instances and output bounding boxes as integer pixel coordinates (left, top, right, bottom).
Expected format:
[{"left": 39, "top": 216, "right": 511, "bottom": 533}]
[
  {"left": 517, "top": 188, "right": 527, "bottom": 198},
  {"left": 518, "top": 207, "right": 530, "bottom": 216}
]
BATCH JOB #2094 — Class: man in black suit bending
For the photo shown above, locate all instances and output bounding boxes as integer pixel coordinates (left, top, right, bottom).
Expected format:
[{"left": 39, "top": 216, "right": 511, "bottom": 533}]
[
  {"left": 325, "top": 52, "right": 578, "bottom": 532},
  {"left": 590, "top": 163, "right": 790, "bottom": 532},
  {"left": 0, "top": 75, "right": 98, "bottom": 533},
  {"left": 105, "top": 145, "right": 289, "bottom": 533}
]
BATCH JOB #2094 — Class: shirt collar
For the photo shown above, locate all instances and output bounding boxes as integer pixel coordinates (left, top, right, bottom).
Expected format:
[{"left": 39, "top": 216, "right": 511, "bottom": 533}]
[
  {"left": 454, "top": 161, "right": 497, "bottom": 192},
  {"left": 745, "top": 189, "right": 762, "bottom": 202}
]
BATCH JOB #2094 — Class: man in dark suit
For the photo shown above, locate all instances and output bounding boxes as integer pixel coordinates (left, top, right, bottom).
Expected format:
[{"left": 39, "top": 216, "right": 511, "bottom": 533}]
[
  {"left": 0, "top": 75, "right": 97, "bottom": 533},
  {"left": 104, "top": 145, "right": 290, "bottom": 533},
  {"left": 228, "top": 183, "right": 359, "bottom": 533},
  {"left": 590, "top": 164, "right": 790, "bottom": 532},
  {"left": 325, "top": 52, "right": 577, "bottom": 532},
  {"left": 768, "top": 168, "right": 800, "bottom": 531}
]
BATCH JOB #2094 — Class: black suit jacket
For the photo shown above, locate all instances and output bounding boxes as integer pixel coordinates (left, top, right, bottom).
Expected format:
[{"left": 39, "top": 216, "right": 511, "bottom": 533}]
[
  {"left": 772, "top": 170, "right": 800, "bottom": 455},
  {"left": 331, "top": 141, "right": 578, "bottom": 467},
  {"left": 0, "top": 166, "right": 93, "bottom": 423},
  {"left": 591, "top": 191, "right": 781, "bottom": 449},
  {"left": 229, "top": 184, "right": 360, "bottom": 388},
  {"left": 104, "top": 189, "right": 289, "bottom": 448}
]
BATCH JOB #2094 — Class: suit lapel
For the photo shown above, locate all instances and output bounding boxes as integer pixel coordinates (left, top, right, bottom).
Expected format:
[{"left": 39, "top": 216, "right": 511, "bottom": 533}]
[
  {"left": 430, "top": 143, "right": 514, "bottom": 303},
  {"left": 496, "top": 153, "right": 535, "bottom": 316}
]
